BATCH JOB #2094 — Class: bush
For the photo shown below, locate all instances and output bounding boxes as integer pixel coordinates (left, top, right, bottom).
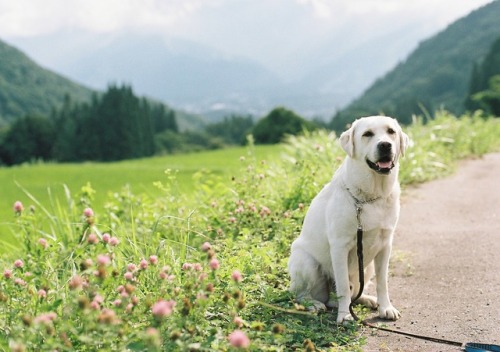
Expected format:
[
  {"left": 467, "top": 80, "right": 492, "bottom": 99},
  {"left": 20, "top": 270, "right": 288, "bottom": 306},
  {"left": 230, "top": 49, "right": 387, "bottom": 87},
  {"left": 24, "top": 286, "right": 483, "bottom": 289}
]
[{"left": 252, "top": 107, "right": 316, "bottom": 144}]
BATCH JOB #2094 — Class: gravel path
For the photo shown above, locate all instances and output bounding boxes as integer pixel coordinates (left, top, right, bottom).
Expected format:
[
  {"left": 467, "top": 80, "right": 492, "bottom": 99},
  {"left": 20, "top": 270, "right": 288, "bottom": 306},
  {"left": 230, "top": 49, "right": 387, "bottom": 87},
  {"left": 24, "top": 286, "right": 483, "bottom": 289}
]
[{"left": 362, "top": 153, "right": 500, "bottom": 351}]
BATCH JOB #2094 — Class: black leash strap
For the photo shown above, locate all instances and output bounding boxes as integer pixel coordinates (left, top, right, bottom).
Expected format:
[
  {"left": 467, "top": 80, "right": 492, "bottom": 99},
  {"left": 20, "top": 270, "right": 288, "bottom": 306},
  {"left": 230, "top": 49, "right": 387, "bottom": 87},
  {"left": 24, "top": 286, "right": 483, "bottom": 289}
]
[{"left": 346, "top": 188, "right": 500, "bottom": 351}]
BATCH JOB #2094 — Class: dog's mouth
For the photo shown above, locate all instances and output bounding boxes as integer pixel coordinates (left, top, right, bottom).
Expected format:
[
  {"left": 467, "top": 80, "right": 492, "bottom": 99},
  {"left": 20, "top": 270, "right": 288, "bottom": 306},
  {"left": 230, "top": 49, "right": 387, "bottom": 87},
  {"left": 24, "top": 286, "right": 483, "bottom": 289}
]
[{"left": 366, "top": 158, "right": 395, "bottom": 175}]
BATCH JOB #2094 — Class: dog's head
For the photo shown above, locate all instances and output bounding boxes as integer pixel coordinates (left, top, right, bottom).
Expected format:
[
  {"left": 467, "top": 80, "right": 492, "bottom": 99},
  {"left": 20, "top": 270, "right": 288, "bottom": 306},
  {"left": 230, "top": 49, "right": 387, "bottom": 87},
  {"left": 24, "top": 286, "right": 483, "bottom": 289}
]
[{"left": 339, "top": 116, "right": 410, "bottom": 175}]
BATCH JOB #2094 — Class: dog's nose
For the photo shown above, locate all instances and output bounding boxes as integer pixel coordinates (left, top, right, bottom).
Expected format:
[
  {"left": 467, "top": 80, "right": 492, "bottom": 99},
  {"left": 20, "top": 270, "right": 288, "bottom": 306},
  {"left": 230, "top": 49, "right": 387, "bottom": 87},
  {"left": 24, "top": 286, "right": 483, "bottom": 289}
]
[{"left": 378, "top": 142, "right": 392, "bottom": 152}]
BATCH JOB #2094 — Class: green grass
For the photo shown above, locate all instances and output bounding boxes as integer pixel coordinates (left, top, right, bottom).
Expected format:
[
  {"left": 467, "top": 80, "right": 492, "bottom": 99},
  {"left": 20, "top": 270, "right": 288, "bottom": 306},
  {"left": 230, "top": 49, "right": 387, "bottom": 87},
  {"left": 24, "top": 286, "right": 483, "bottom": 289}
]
[{"left": 0, "top": 145, "right": 284, "bottom": 244}]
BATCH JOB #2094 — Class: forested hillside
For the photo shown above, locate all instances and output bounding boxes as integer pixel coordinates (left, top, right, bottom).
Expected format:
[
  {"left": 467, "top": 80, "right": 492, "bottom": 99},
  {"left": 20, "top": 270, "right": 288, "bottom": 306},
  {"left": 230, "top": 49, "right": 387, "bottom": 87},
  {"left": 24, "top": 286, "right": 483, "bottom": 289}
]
[
  {"left": 0, "top": 40, "right": 93, "bottom": 125},
  {"left": 331, "top": 0, "right": 500, "bottom": 130}
]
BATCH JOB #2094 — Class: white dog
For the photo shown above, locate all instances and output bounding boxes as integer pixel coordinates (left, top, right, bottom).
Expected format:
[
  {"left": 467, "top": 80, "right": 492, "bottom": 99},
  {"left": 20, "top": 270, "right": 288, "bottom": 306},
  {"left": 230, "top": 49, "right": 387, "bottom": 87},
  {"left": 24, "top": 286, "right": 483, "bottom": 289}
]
[{"left": 288, "top": 115, "right": 409, "bottom": 323}]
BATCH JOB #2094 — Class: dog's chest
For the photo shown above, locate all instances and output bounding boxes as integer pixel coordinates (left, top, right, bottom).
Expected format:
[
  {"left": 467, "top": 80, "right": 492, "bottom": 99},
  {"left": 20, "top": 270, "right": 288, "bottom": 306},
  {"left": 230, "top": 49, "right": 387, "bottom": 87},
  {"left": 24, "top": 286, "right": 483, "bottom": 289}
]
[{"left": 358, "top": 200, "right": 398, "bottom": 232}]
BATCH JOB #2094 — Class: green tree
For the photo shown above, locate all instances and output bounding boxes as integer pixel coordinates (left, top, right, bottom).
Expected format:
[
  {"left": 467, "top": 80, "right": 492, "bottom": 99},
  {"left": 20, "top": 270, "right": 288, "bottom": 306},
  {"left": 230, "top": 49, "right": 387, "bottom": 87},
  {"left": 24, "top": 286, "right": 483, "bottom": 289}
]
[
  {"left": 252, "top": 107, "right": 316, "bottom": 144},
  {"left": 472, "top": 75, "right": 500, "bottom": 116},
  {"left": 148, "top": 101, "right": 178, "bottom": 134},
  {"left": 466, "top": 37, "right": 500, "bottom": 111},
  {"left": 205, "top": 115, "right": 254, "bottom": 145},
  {"left": 75, "top": 85, "right": 156, "bottom": 161},
  {"left": 0, "top": 115, "right": 55, "bottom": 165}
]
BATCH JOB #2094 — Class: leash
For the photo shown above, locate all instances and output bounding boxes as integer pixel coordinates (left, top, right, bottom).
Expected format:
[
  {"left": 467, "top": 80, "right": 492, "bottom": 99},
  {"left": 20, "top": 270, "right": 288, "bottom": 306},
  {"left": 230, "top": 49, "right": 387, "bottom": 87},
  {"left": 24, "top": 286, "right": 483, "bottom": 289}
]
[{"left": 346, "top": 187, "right": 500, "bottom": 352}]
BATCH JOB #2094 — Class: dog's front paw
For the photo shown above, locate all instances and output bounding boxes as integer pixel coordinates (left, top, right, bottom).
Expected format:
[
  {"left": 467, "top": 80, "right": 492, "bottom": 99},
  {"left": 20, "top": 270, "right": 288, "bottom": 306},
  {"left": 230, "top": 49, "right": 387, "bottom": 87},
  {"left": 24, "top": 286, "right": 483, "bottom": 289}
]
[
  {"left": 378, "top": 305, "right": 401, "bottom": 320},
  {"left": 336, "top": 311, "right": 354, "bottom": 324}
]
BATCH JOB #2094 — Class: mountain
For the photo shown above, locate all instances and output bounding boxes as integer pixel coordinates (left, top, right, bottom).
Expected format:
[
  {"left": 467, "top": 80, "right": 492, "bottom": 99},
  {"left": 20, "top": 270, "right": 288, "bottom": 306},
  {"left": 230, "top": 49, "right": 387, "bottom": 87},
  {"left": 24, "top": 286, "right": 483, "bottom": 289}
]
[
  {"left": 0, "top": 38, "right": 206, "bottom": 130},
  {"left": 0, "top": 40, "right": 93, "bottom": 125},
  {"left": 11, "top": 32, "right": 284, "bottom": 121},
  {"left": 9, "top": 22, "right": 436, "bottom": 120},
  {"left": 332, "top": 0, "right": 500, "bottom": 129}
]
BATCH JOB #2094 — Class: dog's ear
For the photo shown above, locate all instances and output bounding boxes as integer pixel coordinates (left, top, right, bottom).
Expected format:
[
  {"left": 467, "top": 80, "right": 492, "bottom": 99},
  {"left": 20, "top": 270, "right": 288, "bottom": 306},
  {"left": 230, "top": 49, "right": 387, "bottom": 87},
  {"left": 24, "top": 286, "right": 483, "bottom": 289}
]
[
  {"left": 339, "top": 122, "right": 356, "bottom": 158},
  {"left": 399, "top": 131, "right": 411, "bottom": 158}
]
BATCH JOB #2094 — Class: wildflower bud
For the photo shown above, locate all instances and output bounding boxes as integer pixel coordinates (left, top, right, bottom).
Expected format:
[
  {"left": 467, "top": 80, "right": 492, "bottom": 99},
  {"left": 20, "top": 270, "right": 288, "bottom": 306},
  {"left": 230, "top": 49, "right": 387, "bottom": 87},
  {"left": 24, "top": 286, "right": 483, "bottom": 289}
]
[
  {"left": 87, "top": 233, "right": 99, "bottom": 244},
  {"left": 124, "top": 272, "right": 134, "bottom": 281},
  {"left": 170, "top": 330, "right": 182, "bottom": 341},
  {"left": 151, "top": 299, "right": 176, "bottom": 318},
  {"left": 303, "top": 339, "right": 316, "bottom": 352},
  {"left": 231, "top": 270, "right": 243, "bottom": 282},
  {"left": 4, "top": 269, "right": 12, "bottom": 279},
  {"left": 109, "top": 237, "right": 119, "bottom": 246},
  {"left": 102, "top": 233, "right": 110, "bottom": 243},
  {"left": 182, "top": 263, "right": 193, "bottom": 271},
  {"left": 14, "top": 278, "right": 26, "bottom": 286},
  {"left": 207, "top": 249, "right": 216, "bottom": 259},
  {"left": 14, "top": 259, "right": 24, "bottom": 268},
  {"left": 149, "top": 255, "right": 158, "bottom": 265},
  {"left": 272, "top": 323, "right": 285, "bottom": 334},
  {"left": 228, "top": 330, "right": 250, "bottom": 348},
  {"left": 209, "top": 258, "right": 220, "bottom": 270},
  {"left": 205, "top": 282, "right": 214, "bottom": 293},
  {"left": 97, "top": 254, "right": 111, "bottom": 266},
  {"left": 201, "top": 242, "right": 212, "bottom": 252},
  {"left": 22, "top": 314, "right": 33, "bottom": 327},
  {"left": 232, "top": 289, "right": 242, "bottom": 300},
  {"left": 237, "top": 298, "right": 245, "bottom": 310},
  {"left": 181, "top": 297, "right": 192, "bottom": 316},
  {"left": 69, "top": 275, "right": 83, "bottom": 290},
  {"left": 38, "top": 289, "right": 47, "bottom": 298},
  {"left": 13, "top": 201, "right": 24, "bottom": 214},
  {"left": 80, "top": 258, "right": 93, "bottom": 271},
  {"left": 78, "top": 296, "right": 90, "bottom": 310},
  {"left": 98, "top": 308, "right": 119, "bottom": 325},
  {"left": 140, "top": 259, "right": 148, "bottom": 270},
  {"left": 83, "top": 208, "right": 94, "bottom": 217},
  {"left": 127, "top": 263, "right": 137, "bottom": 272},
  {"left": 233, "top": 316, "right": 244, "bottom": 328},
  {"left": 9, "top": 342, "right": 25, "bottom": 352},
  {"left": 95, "top": 267, "right": 107, "bottom": 279},
  {"left": 38, "top": 238, "right": 48, "bottom": 249},
  {"left": 125, "top": 283, "right": 135, "bottom": 294}
]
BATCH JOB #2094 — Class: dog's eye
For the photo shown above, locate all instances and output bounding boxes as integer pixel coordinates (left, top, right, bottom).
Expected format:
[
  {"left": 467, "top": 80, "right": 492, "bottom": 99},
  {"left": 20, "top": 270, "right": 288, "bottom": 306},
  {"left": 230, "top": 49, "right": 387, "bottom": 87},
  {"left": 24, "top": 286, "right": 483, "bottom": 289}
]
[
  {"left": 362, "top": 131, "right": 374, "bottom": 137},
  {"left": 387, "top": 128, "right": 396, "bottom": 135}
]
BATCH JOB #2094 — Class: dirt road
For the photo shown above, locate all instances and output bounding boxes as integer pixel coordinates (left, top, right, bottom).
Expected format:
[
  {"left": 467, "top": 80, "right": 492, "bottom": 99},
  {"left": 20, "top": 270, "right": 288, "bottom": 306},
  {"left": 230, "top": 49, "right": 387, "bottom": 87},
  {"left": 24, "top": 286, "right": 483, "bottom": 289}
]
[{"left": 362, "top": 153, "right": 500, "bottom": 351}]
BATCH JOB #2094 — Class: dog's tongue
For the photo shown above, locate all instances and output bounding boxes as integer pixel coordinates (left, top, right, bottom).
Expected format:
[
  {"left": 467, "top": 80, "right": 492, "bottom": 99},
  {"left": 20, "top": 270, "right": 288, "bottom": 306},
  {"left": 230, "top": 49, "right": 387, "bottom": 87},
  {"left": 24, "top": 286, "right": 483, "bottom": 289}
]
[{"left": 376, "top": 161, "right": 393, "bottom": 169}]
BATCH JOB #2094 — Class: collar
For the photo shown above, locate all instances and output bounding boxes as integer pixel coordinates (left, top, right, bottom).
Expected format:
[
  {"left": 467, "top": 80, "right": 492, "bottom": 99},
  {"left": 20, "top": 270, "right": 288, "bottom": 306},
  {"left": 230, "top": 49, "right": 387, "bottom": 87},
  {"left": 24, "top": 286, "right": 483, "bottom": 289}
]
[{"left": 345, "top": 186, "right": 381, "bottom": 206}]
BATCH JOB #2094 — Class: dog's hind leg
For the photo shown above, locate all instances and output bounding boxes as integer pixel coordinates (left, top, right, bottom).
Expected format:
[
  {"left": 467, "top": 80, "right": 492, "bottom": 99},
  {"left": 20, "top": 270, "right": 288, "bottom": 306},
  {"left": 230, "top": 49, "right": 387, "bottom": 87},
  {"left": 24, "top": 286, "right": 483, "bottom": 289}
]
[{"left": 288, "top": 247, "right": 329, "bottom": 311}]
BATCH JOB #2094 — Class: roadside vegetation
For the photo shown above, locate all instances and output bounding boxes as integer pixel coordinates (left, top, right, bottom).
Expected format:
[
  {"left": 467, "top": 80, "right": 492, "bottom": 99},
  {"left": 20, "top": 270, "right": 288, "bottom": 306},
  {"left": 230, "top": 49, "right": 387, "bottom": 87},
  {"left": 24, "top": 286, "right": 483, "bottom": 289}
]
[{"left": 0, "top": 112, "right": 499, "bottom": 351}]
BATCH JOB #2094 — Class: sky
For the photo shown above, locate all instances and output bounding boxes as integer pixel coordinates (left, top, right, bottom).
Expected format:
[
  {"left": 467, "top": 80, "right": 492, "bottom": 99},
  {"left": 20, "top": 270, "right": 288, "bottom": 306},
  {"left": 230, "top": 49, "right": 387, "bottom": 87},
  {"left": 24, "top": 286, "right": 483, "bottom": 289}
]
[
  {"left": 0, "top": 0, "right": 493, "bottom": 78},
  {"left": 0, "top": 0, "right": 495, "bottom": 117}
]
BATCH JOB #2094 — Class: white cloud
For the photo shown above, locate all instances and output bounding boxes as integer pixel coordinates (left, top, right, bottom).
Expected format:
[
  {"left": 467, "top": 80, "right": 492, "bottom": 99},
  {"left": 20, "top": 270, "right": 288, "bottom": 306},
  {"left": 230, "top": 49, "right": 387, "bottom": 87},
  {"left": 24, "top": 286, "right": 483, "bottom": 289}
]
[
  {"left": 0, "top": 0, "right": 492, "bottom": 38},
  {"left": 296, "top": 0, "right": 333, "bottom": 18},
  {"left": 0, "top": 0, "right": 223, "bottom": 36},
  {"left": 0, "top": 0, "right": 493, "bottom": 78}
]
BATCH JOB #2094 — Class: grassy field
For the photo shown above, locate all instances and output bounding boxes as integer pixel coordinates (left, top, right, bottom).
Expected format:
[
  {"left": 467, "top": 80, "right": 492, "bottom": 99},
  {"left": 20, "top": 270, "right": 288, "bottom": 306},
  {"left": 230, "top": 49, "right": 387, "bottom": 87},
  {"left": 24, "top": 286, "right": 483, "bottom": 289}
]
[
  {"left": 0, "top": 113, "right": 499, "bottom": 351},
  {"left": 0, "top": 145, "right": 284, "bottom": 242}
]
